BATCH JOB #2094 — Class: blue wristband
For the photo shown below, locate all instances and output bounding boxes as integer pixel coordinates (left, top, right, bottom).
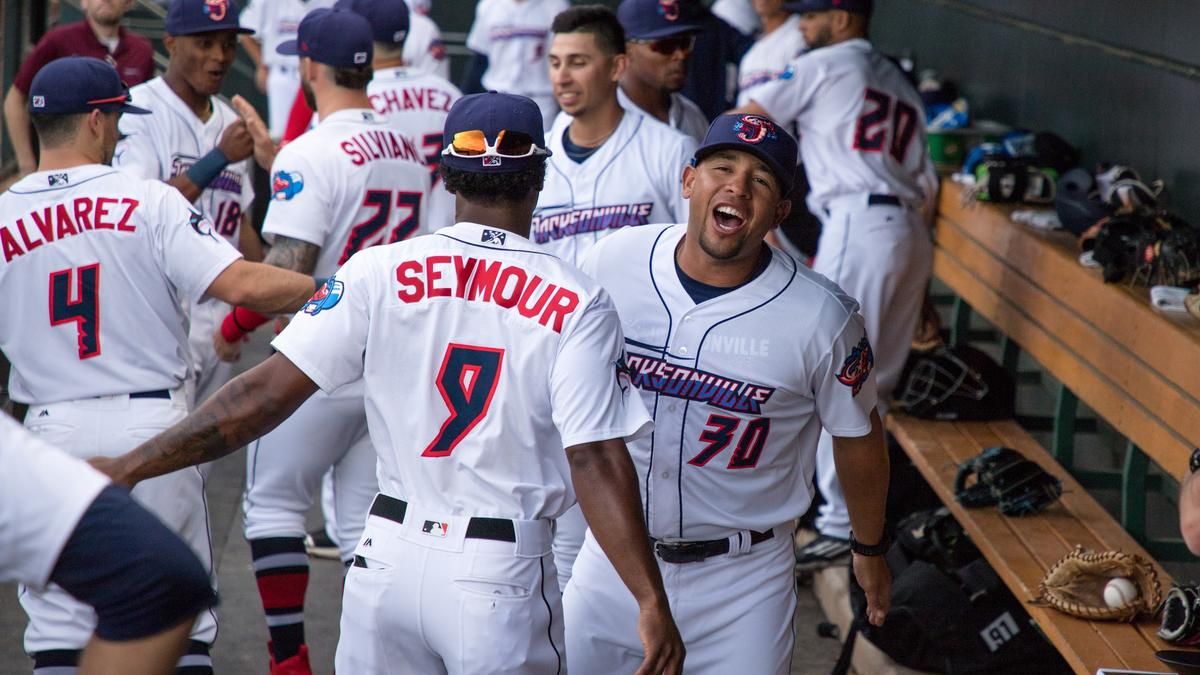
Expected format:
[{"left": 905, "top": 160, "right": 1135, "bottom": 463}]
[{"left": 185, "top": 148, "right": 231, "bottom": 190}]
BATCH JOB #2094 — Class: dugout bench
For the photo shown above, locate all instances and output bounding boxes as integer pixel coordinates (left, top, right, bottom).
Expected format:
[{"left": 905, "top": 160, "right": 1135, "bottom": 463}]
[{"left": 884, "top": 178, "right": 1200, "bottom": 673}]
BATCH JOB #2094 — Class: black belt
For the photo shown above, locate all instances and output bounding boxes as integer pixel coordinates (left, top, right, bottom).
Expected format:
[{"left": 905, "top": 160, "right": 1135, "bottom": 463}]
[
  {"left": 867, "top": 193, "right": 902, "bottom": 207},
  {"left": 653, "top": 529, "right": 774, "bottom": 564},
  {"left": 369, "top": 494, "right": 516, "bottom": 542},
  {"left": 129, "top": 389, "right": 170, "bottom": 400}
]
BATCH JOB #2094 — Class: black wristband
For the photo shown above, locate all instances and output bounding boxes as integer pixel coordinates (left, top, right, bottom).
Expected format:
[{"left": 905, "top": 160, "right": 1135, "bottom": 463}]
[
  {"left": 849, "top": 531, "right": 891, "bottom": 557},
  {"left": 1190, "top": 447, "right": 1200, "bottom": 475}
]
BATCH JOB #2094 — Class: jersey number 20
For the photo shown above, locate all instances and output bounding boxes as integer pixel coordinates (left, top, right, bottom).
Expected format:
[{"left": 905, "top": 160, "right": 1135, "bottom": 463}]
[
  {"left": 853, "top": 88, "right": 919, "bottom": 163},
  {"left": 423, "top": 343, "right": 505, "bottom": 457},
  {"left": 49, "top": 264, "right": 101, "bottom": 359}
]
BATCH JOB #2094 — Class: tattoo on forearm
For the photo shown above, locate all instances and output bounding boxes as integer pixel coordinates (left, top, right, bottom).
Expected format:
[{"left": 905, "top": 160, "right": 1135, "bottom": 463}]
[{"left": 264, "top": 235, "right": 320, "bottom": 274}]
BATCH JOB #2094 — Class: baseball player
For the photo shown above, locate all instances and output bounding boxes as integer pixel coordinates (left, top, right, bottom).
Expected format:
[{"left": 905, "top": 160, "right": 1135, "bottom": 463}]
[
  {"left": 534, "top": 5, "right": 696, "bottom": 270},
  {"left": 712, "top": 0, "right": 761, "bottom": 36},
  {"left": 615, "top": 0, "right": 709, "bottom": 143},
  {"left": 735, "top": 0, "right": 806, "bottom": 107},
  {"left": 563, "top": 113, "right": 892, "bottom": 674},
  {"left": 404, "top": 0, "right": 452, "bottom": 80},
  {"left": 739, "top": 0, "right": 935, "bottom": 570},
  {"left": 238, "top": 0, "right": 337, "bottom": 138},
  {"left": 0, "top": 56, "right": 317, "bottom": 675},
  {"left": 113, "top": 0, "right": 275, "bottom": 406},
  {"left": 213, "top": 9, "right": 432, "bottom": 671},
  {"left": 465, "top": 0, "right": 569, "bottom": 129},
  {"left": 92, "top": 91, "right": 686, "bottom": 675},
  {"left": 338, "top": 0, "right": 461, "bottom": 233},
  {"left": 0, "top": 415, "right": 216, "bottom": 675}
]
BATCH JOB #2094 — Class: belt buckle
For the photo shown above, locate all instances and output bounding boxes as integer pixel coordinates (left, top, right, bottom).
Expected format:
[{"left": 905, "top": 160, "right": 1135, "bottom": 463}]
[{"left": 654, "top": 540, "right": 710, "bottom": 564}]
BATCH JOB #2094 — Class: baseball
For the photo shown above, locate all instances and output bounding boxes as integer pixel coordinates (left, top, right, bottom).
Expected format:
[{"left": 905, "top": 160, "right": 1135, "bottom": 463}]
[{"left": 1104, "top": 577, "right": 1139, "bottom": 608}]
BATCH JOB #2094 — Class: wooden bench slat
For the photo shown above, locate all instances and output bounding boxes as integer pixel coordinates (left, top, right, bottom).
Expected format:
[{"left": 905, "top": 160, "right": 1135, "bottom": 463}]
[
  {"left": 936, "top": 216, "right": 1200, "bottom": 457},
  {"left": 933, "top": 243, "right": 1193, "bottom": 477},
  {"left": 888, "top": 415, "right": 1172, "bottom": 673}
]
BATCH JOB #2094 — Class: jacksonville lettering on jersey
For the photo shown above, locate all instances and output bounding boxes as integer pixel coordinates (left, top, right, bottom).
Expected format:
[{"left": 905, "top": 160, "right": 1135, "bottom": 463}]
[
  {"left": 466, "top": 0, "right": 568, "bottom": 97},
  {"left": 533, "top": 111, "right": 696, "bottom": 265},
  {"left": 579, "top": 224, "right": 876, "bottom": 539},
  {"left": 271, "top": 222, "right": 651, "bottom": 521}
]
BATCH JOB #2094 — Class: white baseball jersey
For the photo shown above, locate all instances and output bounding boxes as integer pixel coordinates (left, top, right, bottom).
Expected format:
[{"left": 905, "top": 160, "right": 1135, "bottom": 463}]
[
  {"left": 579, "top": 224, "right": 877, "bottom": 539},
  {"left": 271, "top": 221, "right": 652, "bottom": 520},
  {"left": 368, "top": 66, "right": 462, "bottom": 233},
  {"left": 239, "top": 0, "right": 335, "bottom": 69},
  {"left": 533, "top": 110, "right": 696, "bottom": 265},
  {"left": 406, "top": 12, "right": 451, "bottom": 80},
  {"left": 262, "top": 108, "right": 432, "bottom": 278},
  {"left": 0, "top": 414, "right": 109, "bottom": 589},
  {"left": 711, "top": 0, "right": 759, "bottom": 36},
  {"left": 617, "top": 87, "right": 710, "bottom": 144},
  {"left": 749, "top": 38, "right": 935, "bottom": 208},
  {"left": 0, "top": 165, "right": 241, "bottom": 404},
  {"left": 736, "top": 15, "right": 806, "bottom": 107},
  {"left": 466, "top": 0, "right": 568, "bottom": 99}
]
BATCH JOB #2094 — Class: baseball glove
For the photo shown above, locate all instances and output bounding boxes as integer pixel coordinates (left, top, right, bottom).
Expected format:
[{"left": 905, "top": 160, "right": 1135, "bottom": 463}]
[
  {"left": 1135, "top": 214, "right": 1200, "bottom": 287},
  {"left": 1159, "top": 584, "right": 1200, "bottom": 645},
  {"left": 1034, "top": 546, "right": 1161, "bottom": 621},
  {"left": 954, "top": 446, "right": 1063, "bottom": 516}
]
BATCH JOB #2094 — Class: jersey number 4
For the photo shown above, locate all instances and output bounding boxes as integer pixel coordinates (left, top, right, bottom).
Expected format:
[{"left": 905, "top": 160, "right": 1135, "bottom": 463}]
[
  {"left": 688, "top": 414, "right": 770, "bottom": 469},
  {"left": 423, "top": 343, "right": 505, "bottom": 457},
  {"left": 853, "top": 88, "right": 919, "bottom": 163},
  {"left": 49, "top": 264, "right": 101, "bottom": 359},
  {"left": 340, "top": 190, "right": 423, "bottom": 265}
]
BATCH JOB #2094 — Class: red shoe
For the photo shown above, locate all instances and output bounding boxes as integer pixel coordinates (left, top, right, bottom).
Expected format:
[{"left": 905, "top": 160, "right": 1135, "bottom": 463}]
[{"left": 268, "top": 644, "right": 312, "bottom": 675}]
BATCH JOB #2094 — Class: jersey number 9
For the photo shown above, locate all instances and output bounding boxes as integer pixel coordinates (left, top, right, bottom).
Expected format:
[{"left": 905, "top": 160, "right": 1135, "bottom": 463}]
[{"left": 423, "top": 343, "right": 505, "bottom": 457}]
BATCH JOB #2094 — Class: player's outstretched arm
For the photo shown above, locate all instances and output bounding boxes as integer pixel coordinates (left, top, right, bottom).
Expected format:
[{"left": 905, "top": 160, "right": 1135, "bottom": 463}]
[
  {"left": 832, "top": 408, "right": 892, "bottom": 627},
  {"left": 206, "top": 259, "right": 316, "bottom": 315},
  {"left": 567, "top": 438, "right": 685, "bottom": 675},
  {"left": 93, "top": 353, "right": 318, "bottom": 487}
]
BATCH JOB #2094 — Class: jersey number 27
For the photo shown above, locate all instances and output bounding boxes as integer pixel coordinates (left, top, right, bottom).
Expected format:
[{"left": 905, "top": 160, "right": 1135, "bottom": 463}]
[
  {"left": 340, "top": 190, "right": 423, "bottom": 265},
  {"left": 853, "top": 88, "right": 919, "bottom": 163}
]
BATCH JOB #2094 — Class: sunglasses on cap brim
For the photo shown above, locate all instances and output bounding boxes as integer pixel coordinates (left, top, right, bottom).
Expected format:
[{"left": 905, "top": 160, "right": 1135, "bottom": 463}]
[
  {"left": 443, "top": 129, "right": 549, "bottom": 160},
  {"left": 629, "top": 34, "right": 695, "bottom": 55}
]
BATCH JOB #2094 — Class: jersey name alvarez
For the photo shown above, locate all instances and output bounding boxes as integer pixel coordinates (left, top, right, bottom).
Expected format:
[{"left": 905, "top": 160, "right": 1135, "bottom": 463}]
[{"left": 1, "top": 195, "right": 139, "bottom": 262}]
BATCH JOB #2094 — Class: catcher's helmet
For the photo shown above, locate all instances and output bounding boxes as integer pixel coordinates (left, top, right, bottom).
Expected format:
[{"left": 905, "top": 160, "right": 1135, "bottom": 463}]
[{"left": 892, "top": 345, "right": 1015, "bottom": 421}]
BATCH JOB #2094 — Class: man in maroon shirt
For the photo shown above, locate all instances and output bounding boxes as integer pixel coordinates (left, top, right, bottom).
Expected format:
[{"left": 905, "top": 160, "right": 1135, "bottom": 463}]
[{"left": 3, "top": 0, "right": 155, "bottom": 177}]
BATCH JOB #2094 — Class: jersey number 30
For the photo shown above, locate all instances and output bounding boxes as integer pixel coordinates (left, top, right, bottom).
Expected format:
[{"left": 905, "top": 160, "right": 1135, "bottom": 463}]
[
  {"left": 853, "top": 88, "right": 919, "bottom": 163},
  {"left": 49, "top": 264, "right": 101, "bottom": 359},
  {"left": 423, "top": 344, "right": 505, "bottom": 457}
]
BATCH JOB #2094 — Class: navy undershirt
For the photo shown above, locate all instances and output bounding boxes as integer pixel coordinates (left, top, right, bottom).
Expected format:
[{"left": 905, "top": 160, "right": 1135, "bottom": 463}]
[
  {"left": 562, "top": 125, "right": 602, "bottom": 163},
  {"left": 675, "top": 245, "right": 772, "bottom": 304}
]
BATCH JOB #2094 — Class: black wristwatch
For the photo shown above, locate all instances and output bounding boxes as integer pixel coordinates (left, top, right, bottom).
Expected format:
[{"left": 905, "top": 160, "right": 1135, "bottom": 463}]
[
  {"left": 848, "top": 531, "right": 891, "bottom": 557},
  {"left": 1189, "top": 447, "right": 1200, "bottom": 475}
]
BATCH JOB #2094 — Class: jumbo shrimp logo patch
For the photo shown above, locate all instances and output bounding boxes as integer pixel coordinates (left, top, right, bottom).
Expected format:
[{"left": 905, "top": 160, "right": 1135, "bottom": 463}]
[
  {"left": 733, "top": 115, "right": 777, "bottom": 144},
  {"left": 658, "top": 0, "right": 681, "bottom": 21},
  {"left": 272, "top": 170, "right": 304, "bottom": 201},
  {"left": 302, "top": 278, "right": 344, "bottom": 315},
  {"left": 204, "top": 0, "right": 228, "bottom": 21},
  {"left": 836, "top": 337, "right": 874, "bottom": 397}
]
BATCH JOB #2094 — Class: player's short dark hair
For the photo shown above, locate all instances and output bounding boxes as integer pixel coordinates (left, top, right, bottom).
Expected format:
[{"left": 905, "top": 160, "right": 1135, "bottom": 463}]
[
  {"left": 439, "top": 163, "right": 547, "bottom": 206},
  {"left": 30, "top": 112, "right": 89, "bottom": 147},
  {"left": 332, "top": 64, "right": 374, "bottom": 90},
  {"left": 551, "top": 5, "right": 626, "bottom": 55}
]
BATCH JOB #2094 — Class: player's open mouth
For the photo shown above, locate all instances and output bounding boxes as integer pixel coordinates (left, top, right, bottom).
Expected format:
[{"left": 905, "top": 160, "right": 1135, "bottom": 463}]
[
  {"left": 555, "top": 91, "right": 580, "bottom": 106},
  {"left": 712, "top": 205, "right": 746, "bottom": 233}
]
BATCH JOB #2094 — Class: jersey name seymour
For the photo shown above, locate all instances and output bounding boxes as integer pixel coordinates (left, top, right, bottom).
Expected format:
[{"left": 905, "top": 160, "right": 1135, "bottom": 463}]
[
  {"left": 531, "top": 203, "right": 653, "bottom": 244},
  {"left": 370, "top": 87, "right": 455, "bottom": 115},
  {"left": 395, "top": 255, "right": 580, "bottom": 332},
  {"left": 626, "top": 350, "right": 776, "bottom": 414},
  {"left": 341, "top": 129, "right": 423, "bottom": 166},
  {"left": 2, "top": 197, "right": 139, "bottom": 263}
]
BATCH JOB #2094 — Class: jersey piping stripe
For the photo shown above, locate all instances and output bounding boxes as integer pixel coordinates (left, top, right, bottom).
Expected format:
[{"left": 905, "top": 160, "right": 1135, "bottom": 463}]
[
  {"left": 537, "top": 556, "right": 562, "bottom": 675},
  {"left": 624, "top": 337, "right": 666, "bottom": 352},
  {"left": 195, "top": 463, "right": 220, "bottom": 645},
  {"left": 434, "top": 231, "right": 559, "bottom": 259},
  {"left": 644, "top": 225, "right": 676, "bottom": 532},
  {"left": 6, "top": 170, "right": 120, "bottom": 194},
  {"left": 676, "top": 249, "right": 798, "bottom": 537}
]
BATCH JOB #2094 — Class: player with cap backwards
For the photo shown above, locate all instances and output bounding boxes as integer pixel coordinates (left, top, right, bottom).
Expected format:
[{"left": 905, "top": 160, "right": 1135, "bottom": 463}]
[
  {"left": 562, "top": 113, "right": 892, "bottom": 674},
  {"left": 0, "top": 415, "right": 216, "bottom": 675},
  {"left": 0, "top": 56, "right": 317, "bottom": 675},
  {"left": 533, "top": 5, "right": 695, "bottom": 267},
  {"left": 615, "top": 0, "right": 709, "bottom": 143},
  {"left": 213, "top": 8, "right": 432, "bottom": 672},
  {"left": 465, "top": 0, "right": 569, "bottom": 129},
  {"left": 92, "top": 91, "right": 686, "bottom": 675},
  {"left": 738, "top": 0, "right": 935, "bottom": 571},
  {"left": 337, "top": 0, "right": 462, "bottom": 233},
  {"left": 114, "top": 0, "right": 276, "bottom": 407}
]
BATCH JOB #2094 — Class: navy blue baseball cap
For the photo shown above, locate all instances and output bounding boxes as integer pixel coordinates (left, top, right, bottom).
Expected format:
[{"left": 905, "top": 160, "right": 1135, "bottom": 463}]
[
  {"left": 165, "top": 0, "right": 254, "bottom": 36},
  {"left": 694, "top": 114, "right": 798, "bottom": 194},
  {"left": 441, "top": 92, "right": 551, "bottom": 174},
  {"left": 334, "top": 0, "right": 410, "bottom": 46},
  {"left": 28, "top": 57, "right": 150, "bottom": 115},
  {"left": 277, "top": 8, "right": 374, "bottom": 68},
  {"left": 783, "top": 0, "right": 873, "bottom": 15},
  {"left": 617, "top": 0, "right": 701, "bottom": 40}
]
